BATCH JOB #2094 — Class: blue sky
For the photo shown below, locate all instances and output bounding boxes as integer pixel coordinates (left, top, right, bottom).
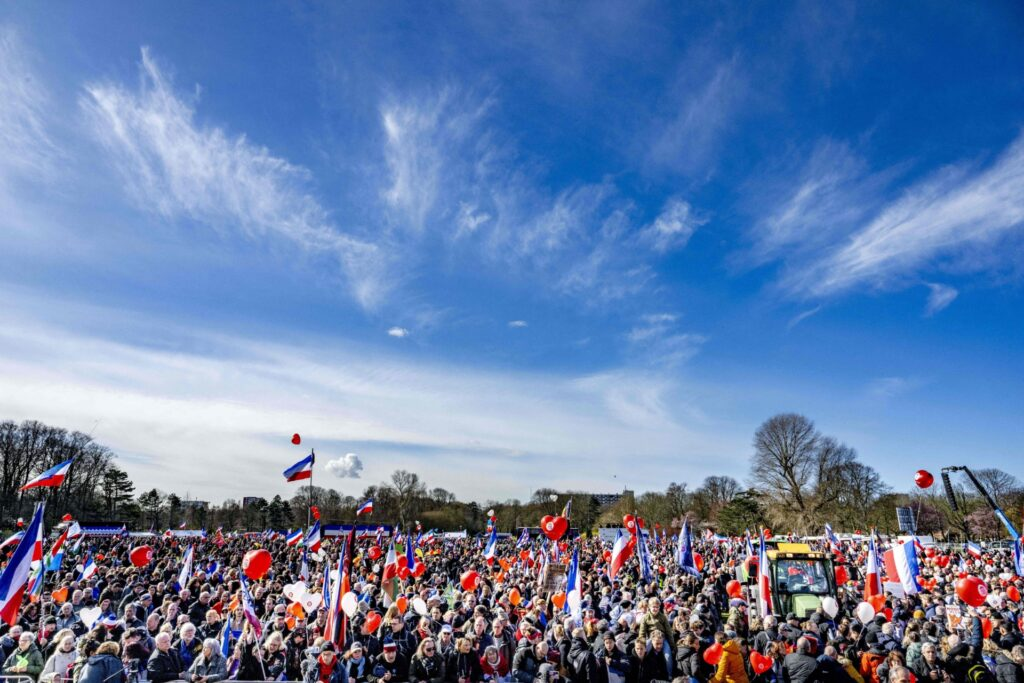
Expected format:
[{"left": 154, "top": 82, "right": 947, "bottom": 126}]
[{"left": 1, "top": 2, "right": 1022, "bottom": 504}]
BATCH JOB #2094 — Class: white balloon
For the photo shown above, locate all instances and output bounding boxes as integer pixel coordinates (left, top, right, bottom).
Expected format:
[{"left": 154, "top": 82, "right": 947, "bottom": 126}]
[
  {"left": 341, "top": 591, "right": 359, "bottom": 618},
  {"left": 302, "top": 593, "right": 323, "bottom": 612},
  {"left": 986, "top": 593, "right": 1003, "bottom": 608},
  {"left": 856, "top": 601, "right": 875, "bottom": 623},
  {"left": 999, "top": 572, "right": 1013, "bottom": 581},
  {"left": 413, "top": 597, "right": 428, "bottom": 616},
  {"left": 80, "top": 606, "right": 102, "bottom": 629},
  {"left": 821, "top": 596, "right": 839, "bottom": 619},
  {"left": 283, "top": 582, "right": 308, "bottom": 602}
]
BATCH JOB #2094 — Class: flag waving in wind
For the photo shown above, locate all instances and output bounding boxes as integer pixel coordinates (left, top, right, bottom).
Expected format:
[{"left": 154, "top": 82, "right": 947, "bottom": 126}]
[
  {"left": 757, "top": 529, "right": 772, "bottom": 616},
  {"left": 356, "top": 499, "right": 374, "bottom": 516},
  {"left": 0, "top": 503, "right": 44, "bottom": 625},
  {"left": 306, "top": 521, "right": 322, "bottom": 553},
  {"left": 176, "top": 545, "right": 194, "bottom": 590},
  {"left": 609, "top": 530, "right": 632, "bottom": 581},
  {"left": 676, "top": 519, "right": 699, "bottom": 577},
  {"left": 483, "top": 526, "right": 498, "bottom": 564},
  {"left": 21, "top": 458, "right": 74, "bottom": 490},
  {"left": 283, "top": 452, "right": 315, "bottom": 482},
  {"left": 864, "top": 533, "right": 883, "bottom": 600}
]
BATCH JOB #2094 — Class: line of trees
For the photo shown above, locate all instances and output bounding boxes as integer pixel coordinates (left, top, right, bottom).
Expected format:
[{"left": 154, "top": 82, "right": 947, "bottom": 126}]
[{"left": 3, "top": 416, "right": 1021, "bottom": 540}]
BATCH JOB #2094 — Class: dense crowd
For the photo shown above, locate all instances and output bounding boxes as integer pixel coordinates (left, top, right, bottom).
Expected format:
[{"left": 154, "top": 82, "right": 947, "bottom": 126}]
[{"left": 2, "top": 529, "right": 1024, "bottom": 683}]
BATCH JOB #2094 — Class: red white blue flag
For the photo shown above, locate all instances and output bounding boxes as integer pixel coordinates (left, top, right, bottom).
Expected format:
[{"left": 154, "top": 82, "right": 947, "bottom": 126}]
[
  {"left": 21, "top": 458, "right": 74, "bottom": 491},
  {"left": 286, "top": 529, "right": 304, "bottom": 547},
  {"left": 306, "top": 521, "right": 322, "bottom": 553},
  {"left": 283, "top": 452, "right": 315, "bottom": 482},
  {"left": 356, "top": 499, "right": 374, "bottom": 516},
  {"left": 0, "top": 503, "right": 44, "bottom": 625}
]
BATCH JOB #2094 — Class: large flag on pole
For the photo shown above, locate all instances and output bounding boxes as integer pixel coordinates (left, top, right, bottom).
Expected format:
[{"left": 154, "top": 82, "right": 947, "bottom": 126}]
[
  {"left": 239, "top": 575, "right": 263, "bottom": 638},
  {"left": 483, "top": 526, "right": 498, "bottom": 564},
  {"left": 0, "top": 502, "right": 44, "bottom": 625},
  {"left": 176, "top": 545, "right": 194, "bottom": 590},
  {"left": 757, "top": 529, "right": 772, "bottom": 616},
  {"left": 609, "top": 530, "right": 632, "bottom": 581},
  {"left": 676, "top": 519, "right": 699, "bottom": 577},
  {"left": 381, "top": 543, "right": 399, "bottom": 606},
  {"left": 564, "top": 546, "right": 581, "bottom": 621},
  {"left": 21, "top": 458, "right": 74, "bottom": 490},
  {"left": 356, "top": 499, "right": 374, "bottom": 516},
  {"left": 864, "top": 533, "right": 883, "bottom": 600},
  {"left": 306, "top": 521, "right": 322, "bottom": 553},
  {"left": 283, "top": 452, "right": 315, "bottom": 482}
]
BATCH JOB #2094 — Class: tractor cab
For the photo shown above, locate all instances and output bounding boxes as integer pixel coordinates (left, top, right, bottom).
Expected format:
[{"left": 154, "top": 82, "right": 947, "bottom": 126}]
[{"left": 750, "top": 542, "right": 837, "bottom": 619}]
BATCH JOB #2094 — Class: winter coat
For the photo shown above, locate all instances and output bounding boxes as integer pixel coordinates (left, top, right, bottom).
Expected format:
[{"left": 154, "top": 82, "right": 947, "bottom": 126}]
[
  {"left": 42, "top": 647, "right": 78, "bottom": 682},
  {"left": 188, "top": 651, "right": 227, "bottom": 683},
  {"left": 996, "top": 653, "right": 1024, "bottom": 683},
  {"left": 4, "top": 644, "right": 46, "bottom": 679},
  {"left": 148, "top": 648, "right": 186, "bottom": 683},
  {"left": 78, "top": 654, "right": 126, "bottom": 683},
  {"left": 712, "top": 640, "right": 748, "bottom": 683},
  {"left": 781, "top": 652, "right": 817, "bottom": 683},
  {"left": 568, "top": 638, "right": 601, "bottom": 683}
]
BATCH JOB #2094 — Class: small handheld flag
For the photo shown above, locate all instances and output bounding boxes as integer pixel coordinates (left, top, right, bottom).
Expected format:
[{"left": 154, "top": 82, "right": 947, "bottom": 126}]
[
  {"left": 283, "top": 452, "right": 315, "bottom": 482},
  {"left": 21, "top": 458, "right": 74, "bottom": 491},
  {"left": 483, "top": 526, "right": 498, "bottom": 564},
  {"left": 286, "top": 529, "right": 304, "bottom": 547},
  {"left": 676, "top": 520, "right": 699, "bottom": 577}
]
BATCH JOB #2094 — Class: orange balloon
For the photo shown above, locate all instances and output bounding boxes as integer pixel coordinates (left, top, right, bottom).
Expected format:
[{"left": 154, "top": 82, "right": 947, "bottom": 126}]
[
  {"left": 288, "top": 602, "right": 305, "bottom": 618},
  {"left": 396, "top": 596, "right": 408, "bottom": 613},
  {"left": 551, "top": 592, "right": 566, "bottom": 609},
  {"left": 51, "top": 587, "right": 68, "bottom": 604},
  {"left": 509, "top": 588, "right": 521, "bottom": 606},
  {"left": 286, "top": 616, "right": 296, "bottom": 629},
  {"left": 868, "top": 594, "right": 886, "bottom": 613},
  {"left": 499, "top": 558, "right": 510, "bottom": 571}
]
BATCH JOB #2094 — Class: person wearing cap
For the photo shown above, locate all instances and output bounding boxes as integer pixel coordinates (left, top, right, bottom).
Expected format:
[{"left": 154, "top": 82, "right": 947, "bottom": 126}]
[
  {"left": 305, "top": 642, "right": 345, "bottom": 683},
  {"left": 343, "top": 642, "right": 369, "bottom": 683},
  {"left": 368, "top": 641, "right": 409, "bottom": 683}
]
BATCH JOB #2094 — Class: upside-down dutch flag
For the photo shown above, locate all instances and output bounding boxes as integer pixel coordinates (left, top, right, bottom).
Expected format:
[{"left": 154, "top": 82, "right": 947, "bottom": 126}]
[
  {"left": 757, "top": 529, "right": 772, "bottom": 616},
  {"left": 1013, "top": 538, "right": 1024, "bottom": 577},
  {"left": 286, "top": 529, "right": 304, "bottom": 547},
  {"left": 20, "top": 458, "right": 75, "bottom": 491},
  {"left": 864, "top": 533, "right": 883, "bottom": 600},
  {"left": 483, "top": 526, "right": 498, "bottom": 564},
  {"left": 356, "top": 499, "right": 374, "bottom": 516},
  {"left": 77, "top": 552, "right": 97, "bottom": 582},
  {"left": 966, "top": 541, "right": 983, "bottom": 559},
  {"left": 306, "top": 521, "right": 322, "bottom": 553},
  {"left": 889, "top": 542, "right": 921, "bottom": 595},
  {"left": 283, "top": 452, "right": 315, "bottom": 482},
  {"left": 239, "top": 574, "right": 263, "bottom": 639},
  {"left": 0, "top": 503, "right": 44, "bottom": 625},
  {"left": 0, "top": 532, "right": 24, "bottom": 551},
  {"left": 609, "top": 529, "right": 632, "bottom": 581}
]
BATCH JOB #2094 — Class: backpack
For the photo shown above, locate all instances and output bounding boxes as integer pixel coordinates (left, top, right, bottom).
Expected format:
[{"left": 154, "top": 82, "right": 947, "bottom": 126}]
[{"left": 966, "top": 662, "right": 996, "bottom": 683}]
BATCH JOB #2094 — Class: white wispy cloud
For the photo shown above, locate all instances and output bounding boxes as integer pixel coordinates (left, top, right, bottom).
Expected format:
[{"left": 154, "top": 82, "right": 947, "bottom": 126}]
[
  {"left": 0, "top": 299, "right": 742, "bottom": 501},
  {"left": 924, "top": 283, "right": 958, "bottom": 317},
  {"left": 786, "top": 306, "right": 822, "bottom": 331},
  {"left": 767, "top": 133, "right": 1024, "bottom": 298},
  {"left": 81, "top": 48, "right": 388, "bottom": 309},
  {"left": 638, "top": 197, "right": 705, "bottom": 253},
  {"left": 325, "top": 453, "right": 363, "bottom": 478},
  {"left": 626, "top": 313, "right": 705, "bottom": 368},
  {"left": 866, "top": 376, "right": 920, "bottom": 400},
  {"left": 387, "top": 326, "right": 410, "bottom": 338},
  {"left": 507, "top": 320, "right": 528, "bottom": 328}
]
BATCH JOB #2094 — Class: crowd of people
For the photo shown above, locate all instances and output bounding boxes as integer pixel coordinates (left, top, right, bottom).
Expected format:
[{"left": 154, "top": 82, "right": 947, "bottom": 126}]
[{"left": 2, "top": 525, "right": 1024, "bottom": 683}]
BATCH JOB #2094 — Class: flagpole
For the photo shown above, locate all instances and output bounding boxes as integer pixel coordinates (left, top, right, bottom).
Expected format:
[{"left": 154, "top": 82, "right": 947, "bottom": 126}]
[{"left": 308, "top": 448, "right": 315, "bottom": 528}]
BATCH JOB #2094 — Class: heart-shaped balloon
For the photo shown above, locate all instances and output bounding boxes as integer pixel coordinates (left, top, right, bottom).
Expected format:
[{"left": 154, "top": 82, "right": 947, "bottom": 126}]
[
  {"left": 291, "top": 434, "right": 301, "bottom": 445},
  {"left": 750, "top": 651, "right": 772, "bottom": 675},
  {"left": 283, "top": 582, "right": 308, "bottom": 603},
  {"left": 301, "top": 593, "right": 323, "bottom": 612},
  {"left": 80, "top": 606, "right": 102, "bottom": 629},
  {"left": 341, "top": 591, "right": 358, "bottom": 617},
  {"left": 540, "top": 515, "right": 569, "bottom": 540},
  {"left": 412, "top": 597, "right": 428, "bottom": 616}
]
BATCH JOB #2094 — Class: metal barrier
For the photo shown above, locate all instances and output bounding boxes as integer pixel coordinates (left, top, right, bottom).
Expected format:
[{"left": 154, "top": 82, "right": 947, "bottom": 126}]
[{"left": 0, "top": 676, "right": 38, "bottom": 683}]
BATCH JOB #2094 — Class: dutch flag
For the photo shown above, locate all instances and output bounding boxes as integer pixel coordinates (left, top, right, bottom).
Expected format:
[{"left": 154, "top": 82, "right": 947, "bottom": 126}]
[
  {"left": 286, "top": 529, "right": 304, "bottom": 547},
  {"left": 20, "top": 457, "right": 75, "bottom": 491},
  {"left": 758, "top": 529, "right": 772, "bottom": 616},
  {"left": 283, "top": 452, "right": 315, "bottom": 482}
]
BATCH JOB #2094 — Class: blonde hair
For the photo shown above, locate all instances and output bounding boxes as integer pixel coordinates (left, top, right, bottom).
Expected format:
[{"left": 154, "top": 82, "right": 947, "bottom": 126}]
[{"left": 97, "top": 642, "right": 120, "bottom": 656}]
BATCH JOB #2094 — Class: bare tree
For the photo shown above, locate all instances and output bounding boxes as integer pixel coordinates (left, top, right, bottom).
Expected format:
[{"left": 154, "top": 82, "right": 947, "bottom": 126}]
[
  {"left": 973, "top": 468, "right": 1022, "bottom": 507},
  {"left": 390, "top": 470, "right": 426, "bottom": 527},
  {"left": 750, "top": 413, "right": 820, "bottom": 527}
]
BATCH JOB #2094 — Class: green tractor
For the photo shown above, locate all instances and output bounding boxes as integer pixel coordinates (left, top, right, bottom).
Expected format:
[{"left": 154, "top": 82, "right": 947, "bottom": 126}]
[{"left": 748, "top": 542, "right": 839, "bottom": 619}]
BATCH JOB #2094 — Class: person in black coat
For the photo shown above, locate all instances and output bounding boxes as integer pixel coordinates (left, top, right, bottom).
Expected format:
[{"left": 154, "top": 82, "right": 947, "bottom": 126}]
[
  {"left": 996, "top": 645, "right": 1024, "bottom": 683},
  {"left": 368, "top": 642, "right": 410, "bottom": 683},
  {"left": 568, "top": 632, "right": 600, "bottom": 683},
  {"left": 148, "top": 633, "right": 186, "bottom": 683},
  {"left": 781, "top": 637, "right": 818, "bottom": 683}
]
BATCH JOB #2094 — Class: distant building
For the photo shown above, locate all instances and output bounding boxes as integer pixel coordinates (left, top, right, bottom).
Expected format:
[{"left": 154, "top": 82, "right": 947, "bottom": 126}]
[
  {"left": 242, "top": 496, "right": 264, "bottom": 508},
  {"left": 592, "top": 490, "right": 633, "bottom": 507},
  {"left": 183, "top": 500, "right": 209, "bottom": 509}
]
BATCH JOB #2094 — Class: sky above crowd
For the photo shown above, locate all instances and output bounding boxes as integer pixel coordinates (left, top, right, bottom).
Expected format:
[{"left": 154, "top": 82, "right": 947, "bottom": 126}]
[{"left": 1, "top": 3, "right": 1022, "bottom": 505}]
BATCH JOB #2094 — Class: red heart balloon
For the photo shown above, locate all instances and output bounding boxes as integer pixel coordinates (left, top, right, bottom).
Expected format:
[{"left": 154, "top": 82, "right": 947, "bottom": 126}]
[
  {"left": 541, "top": 515, "right": 568, "bottom": 540},
  {"left": 750, "top": 651, "right": 772, "bottom": 675},
  {"left": 291, "top": 433, "right": 301, "bottom": 445},
  {"left": 703, "top": 642, "right": 723, "bottom": 666}
]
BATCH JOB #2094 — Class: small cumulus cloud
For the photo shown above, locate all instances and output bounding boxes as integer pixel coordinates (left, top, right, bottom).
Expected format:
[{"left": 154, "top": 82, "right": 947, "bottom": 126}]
[
  {"left": 508, "top": 320, "right": 528, "bottom": 328},
  {"left": 387, "top": 326, "right": 409, "bottom": 338},
  {"left": 924, "top": 283, "right": 958, "bottom": 317},
  {"left": 325, "top": 453, "right": 363, "bottom": 478}
]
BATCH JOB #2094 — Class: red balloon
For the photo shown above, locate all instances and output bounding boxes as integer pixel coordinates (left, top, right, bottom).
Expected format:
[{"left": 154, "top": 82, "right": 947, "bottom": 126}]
[
  {"left": 412, "top": 562, "right": 426, "bottom": 577},
  {"left": 291, "top": 434, "right": 301, "bottom": 445},
  {"left": 726, "top": 580, "right": 743, "bottom": 599},
  {"left": 367, "top": 546, "right": 382, "bottom": 560},
  {"left": 1008, "top": 586, "right": 1021, "bottom": 602},
  {"left": 750, "top": 652, "right": 772, "bottom": 676},
  {"left": 397, "top": 555, "right": 409, "bottom": 569},
  {"left": 703, "top": 642, "right": 723, "bottom": 666},
  {"left": 461, "top": 570, "right": 481, "bottom": 591},
  {"left": 242, "top": 549, "right": 272, "bottom": 580},
  {"left": 956, "top": 576, "right": 988, "bottom": 607},
  {"left": 982, "top": 617, "right": 993, "bottom": 638},
  {"left": 398, "top": 566, "right": 411, "bottom": 580},
  {"left": 937, "top": 555, "right": 952, "bottom": 568},
  {"left": 868, "top": 594, "right": 886, "bottom": 613},
  {"left": 61, "top": 513, "right": 73, "bottom": 522},
  {"left": 603, "top": 550, "right": 612, "bottom": 562},
  {"left": 835, "top": 565, "right": 849, "bottom": 585},
  {"left": 540, "top": 515, "right": 568, "bottom": 541},
  {"left": 925, "top": 547, "right": 937, "bottom": 558},
  {"left": 915, "top": 470, "right": 934, "bottom": 489},
  {"left": 694, "top": 553, "right": 704, "bottom": 572},
  {"left": 363, "top": 611, "right": 382, "bottom": 635},
  {"left": 95, "top": 554, "right": 105, "bottom": 562},
  {"left": 129, "top": 545, "right": 154, "bottom": 567}
]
